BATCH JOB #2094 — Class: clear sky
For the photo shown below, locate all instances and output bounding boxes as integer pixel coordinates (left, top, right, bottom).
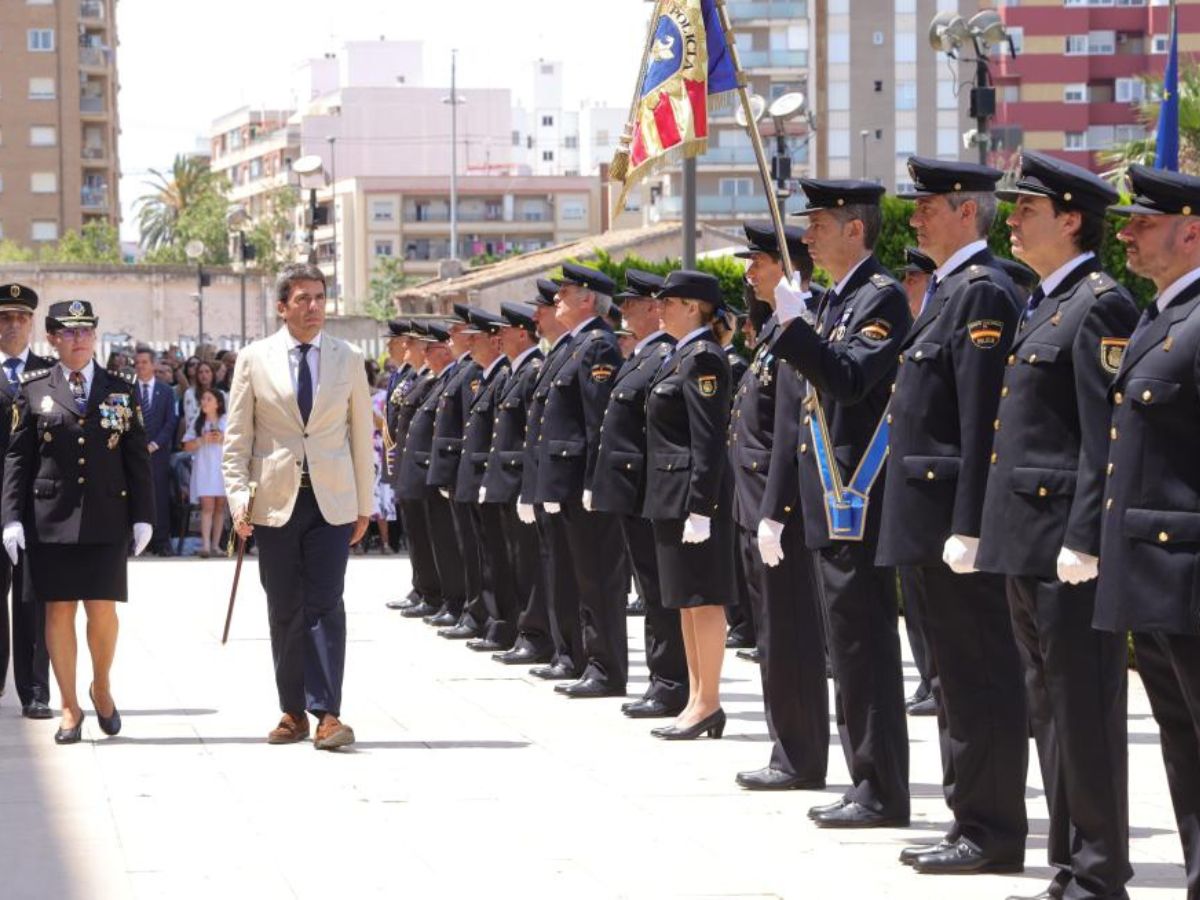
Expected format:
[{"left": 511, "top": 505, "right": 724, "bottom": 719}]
[{"left": 116, "top": 0, "right": 650, "bottom": 240}]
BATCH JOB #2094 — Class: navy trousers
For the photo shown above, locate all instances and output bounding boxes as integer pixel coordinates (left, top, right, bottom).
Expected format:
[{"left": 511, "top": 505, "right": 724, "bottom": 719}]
[
  {"left": 0, "top": 552, "right": 50, "bottom": 705},
  {"left": 255, "top": 488, "right": 352, "bottom": 717}
]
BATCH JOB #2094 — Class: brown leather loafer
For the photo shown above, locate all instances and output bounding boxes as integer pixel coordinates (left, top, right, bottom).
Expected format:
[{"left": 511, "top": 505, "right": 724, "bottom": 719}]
[
  {"left": 267, "top": 712, "right": 310, "bottom": 744},
  {"left": 314, "top": 715, "right": 355, "bottom": 751}
]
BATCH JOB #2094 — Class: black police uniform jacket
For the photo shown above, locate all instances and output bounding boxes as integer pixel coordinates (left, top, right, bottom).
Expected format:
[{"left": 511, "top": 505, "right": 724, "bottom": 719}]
[
  {"left": 383, "top": 364, "right": 418, "bottom": 483},
  {"left": 519, "top": 336, "right": 571, "bottom": 506},
  {"left": 427, "top": 354, "right": 483, "bottom": 490},
  {"left": 0, "top": 351, "right": 54, "bottom": 476},
  {"left": 772, "top": 257, "right": 912, "bottom": 549},
  {"left": 534, "top": 318, "right": 623, "bottom": 504},
  {"left": 643, "top": 332, "right": 732, "bottom": 521},
  {"left": 3, "top": 365, "right": 154, "bottom": 545},
  {"left": 1095, "top": 277, "right": 1200, "bottom": 636},
  {"left": 393, "top": 367, "right": 448, "bottom": 501},
  {"left": 758, "top": 315, "right": 811, "bottom": 529},
  {"left": 726, "top": 346, "right": 749, "bottom": 393},
  {"left": 977, "top": 258, "right": 1138, "bottom": 579},
  {"left": 731, "top": 314, "right": 802, "bottom": 532},
  {"left": 591, "top": 333, "right": 674, "bottom": 516},
  {"left": 876, "top": 248, "right": 1022, "bottom": 566},
  {"left": 454, "top": 359, "right": 510, "bottom": 503},
  {"left": 480, "top": 349, "right": 543, "bottom": 504}
]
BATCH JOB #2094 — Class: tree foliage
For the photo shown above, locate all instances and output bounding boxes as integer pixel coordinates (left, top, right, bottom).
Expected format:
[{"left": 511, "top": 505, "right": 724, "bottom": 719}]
[
  {"left": 364, "top": 256, "right": 414, "bottom": 321},
  {"left": 135, "top": 155, "right": 227, "bottom": 254},
  {"left": 1098, "top": 62, "right": 1200, "bottom": 180},
  {"left": 43, "top": 221, "right": 123, "bottom": 264}
]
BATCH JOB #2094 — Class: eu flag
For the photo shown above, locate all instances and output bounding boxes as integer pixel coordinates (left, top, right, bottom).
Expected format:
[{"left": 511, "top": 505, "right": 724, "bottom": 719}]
[{"left": 1155, "top": 5, "right": 1179, "bottom": 171}]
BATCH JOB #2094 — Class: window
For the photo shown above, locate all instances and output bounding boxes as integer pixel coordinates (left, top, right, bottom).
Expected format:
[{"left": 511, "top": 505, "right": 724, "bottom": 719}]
[
  {"left": 371, "top": 200, "right": 395, "bottom": 222},
  {"left": 595, "top": 129, "right": 609, "bottom": 145},
  {"left": 828, "top": 82, "right": 850, "bottom": 111},
  {"left": 894, "top": 129, "right": 917, "bottom": 157},
  {"left": 828, "top": 33, "right": 850, "bottom": 64},
  {"left": 937, "top": 128, "right": 959, "bottom": 157},
  {"left": 896, "top": 81, "right": 918, "bottom": 111},
  {"left": 1006, "top": 27, "right": 1023, "bottom": 54},
  {"left": 937, "top": 79, "right": 958, "bottom": 109},
  {"left": 31, "top": 220, "right": 58, "bottom": 242},
  {"left": 1152, "top": 35, "right": 1168, "bottom": 54},
  {"left": 30, "top": 172, "right": 57, "bottom": 193},
  {"left": 374, "top": 240, "right": 394, "bottom": 257},
  {"left": 561, "top": 200, "right": 586, "bottom": 221},
  {"left": 27, "top": 29, "right": 55, "bottom": 52},
  {"left": 28, "top": 77, "right": 55, "bottom": 99},
  {"left": 541, "top": 115, "right": 554, "bottom": 127},
  {"left": 542, "top": 150, "right": 554, "bottom": 162},
  {"left": 895, "top": 32, "right": 917, "bottom": 63},
  {"left": 512, "top": 130, "right": 520, "bottom": 146},
  {"left": 1116, "top": 78, "right": 1145, "bottom": 103},
  {"left": 540, "top": 63, "right": 554, "bottom": 75},
  {"left": 1064, "top": 84, "right": 1088, "bottom": 103},
  {"left": 564, "top": 135, "right": 578, "bottom": 149},
  {"left": 1065, "top": 132, "right": 1087, "bottom": 150},
  {"left": 248, "top": 158, "right": 262, "bottom": 179},
  {"left": 719, "top": 178, "right": 754, "bottom": 197},
  {"left": 1065, "top": 35, "right": 1088, "bottom": 55},
  {"left": 1001, "top": 85, "right": 1020, "bottom": 103},
  {"left": 29, "top": 126, "right": 56, "bottom": 146},
  {"left": 1116, "top": 125, "right": 1145, "bottom": 143},
  {"left": 828, "top": 130, "right": 850, "bottom": 157},
  {"left": 1088, "top": 30, "right": 1116, "bottom": 54}
]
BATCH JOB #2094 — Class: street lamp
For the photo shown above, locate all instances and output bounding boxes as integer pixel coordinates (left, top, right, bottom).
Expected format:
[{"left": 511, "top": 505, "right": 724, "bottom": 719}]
[
  {"left": 860, "top": 130, "right": 870, "bottom": 179},
  {"left": 736, "top": 91, "right": 811, "bottom": 214},
  {"left": 928, "top": 9, "right": 1018, "bottom": 165},
  {"left": 227, "top": 205, "right": 251, "bottom": 344},
  {"left": 442, "top": 50, "right": 466, "bottom": 264},
  {"left": 185, "top": 239, "right": 207, "bottom": 348},
  {"left": 292, "top": 154, "right": 325, "bottom": 266}
]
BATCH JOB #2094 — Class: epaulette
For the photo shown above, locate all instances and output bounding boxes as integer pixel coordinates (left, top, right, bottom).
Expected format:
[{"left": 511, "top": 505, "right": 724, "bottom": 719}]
[
  {"left": 19, "top": 368, "right": 50, "bottom": 384},
  {"left": 112, "top": 369, "right": 136, "bottom": 385},
  {"left": 870, "top": 272, "right": 897, "bottom": 290},
  {"left": 965, "top": 264, "right": 992, "bottom": 283},
  {"left": 1086, "top": 271, "right": 1120, "bottom": 295}
]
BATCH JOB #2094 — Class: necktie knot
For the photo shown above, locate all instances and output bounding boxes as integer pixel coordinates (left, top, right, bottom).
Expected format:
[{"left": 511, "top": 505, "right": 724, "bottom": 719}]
[
  {"left": 3, "top": 359, "right": 20, "bottom": 395},
  {"left": 1023, "top": 286, "right": 1047, "bottom": 323}
]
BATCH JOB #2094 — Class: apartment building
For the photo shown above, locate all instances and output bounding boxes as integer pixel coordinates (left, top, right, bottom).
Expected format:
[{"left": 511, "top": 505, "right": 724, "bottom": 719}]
[
  {"left": 0, "top": 0, "right": 120, "bottom": 248},
  {"left": 994, "top": 0, "right": 1200, "bottom": 171}
]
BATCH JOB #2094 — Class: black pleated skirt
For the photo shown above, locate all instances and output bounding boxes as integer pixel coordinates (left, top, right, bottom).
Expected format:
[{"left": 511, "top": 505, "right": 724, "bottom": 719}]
[
  {"left": 29, "top": 543, "right": 128, "bottom": 602},
  {"left": 652, "top": 515, "right": 736, "bottom": 609}
]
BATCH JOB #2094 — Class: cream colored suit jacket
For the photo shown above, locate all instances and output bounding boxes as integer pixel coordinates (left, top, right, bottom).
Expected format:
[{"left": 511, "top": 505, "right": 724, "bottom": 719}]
[{"left": 223, "top": 327, "right": 374, "bottom": 527}]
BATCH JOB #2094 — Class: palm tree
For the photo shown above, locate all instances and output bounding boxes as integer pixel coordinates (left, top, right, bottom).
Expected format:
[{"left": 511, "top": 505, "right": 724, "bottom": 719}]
[
  {"left": 1099, "top": 64, "right": 1200, "bottom": 183},
  {"left": 134, "top": 155, "right": 220, "bottom": 250}
]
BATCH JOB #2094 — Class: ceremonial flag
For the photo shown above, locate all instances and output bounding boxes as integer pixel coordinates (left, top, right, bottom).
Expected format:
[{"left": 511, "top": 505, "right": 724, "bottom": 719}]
[
  {"left": 1154, "top": 0, "right": 1179, "bottom": 172},
  {"left": 611, "top": 0, "right": 740, "bottom": 212}
]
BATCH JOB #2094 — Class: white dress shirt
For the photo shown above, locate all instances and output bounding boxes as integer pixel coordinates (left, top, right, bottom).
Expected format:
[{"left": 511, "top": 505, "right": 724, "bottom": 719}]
[
  {"left": 633, "top": 330, "right": 668, "bottom": 355},
  {"left": 0, "top": 347, "right": 31, "bottom": 381},
  {"left": 284, "top": 330, "right": 322, "bottom": 393},
  {"left": 833, "top": 253, "right": 874, "bottom": 297},
  {"left": 1037, "top": 252, "right": 1095, "bottom": 298},
  {"left": 58, "top": 359, "right": 96, "bottom": 400},
  {"left": 510, "top": 345, "right": 540, "bottom": 374},
  {"left": 137, "top": 378, "right": 156, "bottom": 412},
  {"left": 934, "top": 239, "right": 989, "bottom": 282},
  {"left": 570, "top": 316, "right": 600, "bottom": 338}
]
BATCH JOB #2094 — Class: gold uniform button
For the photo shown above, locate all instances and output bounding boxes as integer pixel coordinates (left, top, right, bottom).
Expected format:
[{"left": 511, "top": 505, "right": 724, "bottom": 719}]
[
  {"left": 78, "top": 458, "right": 85, "bottom": 465},
  {"left": 800, "top": 443, "right": 808, "bottom": 454},
  {"left": 1007, "top": 354, "right": 1016, "bottom": 365},
  {"left": 886, "top": 414, "right": 893, "bottom": 424},
  {"left": 1001, "top": 387, "right": 1009, "bottom": 398},
  {"left": 890, "top": 384, "right": 896, "bottom": 394},
  {"left": 914, "top": 350, "right": 923, "bottom": 360},
  {"left": 1110, "top": 427, "right": 1118, "bottom": 440},
  {"left": 1106, "top": 498, "right": 1114, "bottom": 510},
  {"left": 1037, "top": 487, "right": 1048, "bottom": 497},
  {"left": 990, "top": 452, "right": 998, "bottom": 464},
  {"left": 803, "top": 415, "right": 811, "bottom": 425},
  {"left": 898, "top": 354, "right": 905, "bottom": 364},
  {"left": 1107, "top": 463, "right": 1114, "bottom": 475},
  {"left": 1142, "top": 389, "right": 1152, "bottom": 402},
  {"left": 77, "top": 477, "right": 85, "bottom": 485},
  {"left": 926, "top": 470, "right": 935, "bottom": 480},
  {"left": 1114, "top": 392, "right": 1123, "bottom": 405},
  {"left": 78, "top": 437, "right": 85, "bottom": 446},
  {"left": 751, "top": 461, "right": 758, "bottom": 470},
  {"left": 625, "top": 463, "right": 632, "bottom": 470},
  {"left": 1029, "top": 354, "right": 1038, "bottom": 364},
  {"left": 1159, "top": 531, "right": 1170, "bottom": 543},
  {"left": 120, "top": 490, "right": 127, "bottom": 497},
  {"left": 994, "top": 419, "right": 1001, "bottom": 431},
  {"left": 43, "top": 433, "right": 52, "bottom": 443}
]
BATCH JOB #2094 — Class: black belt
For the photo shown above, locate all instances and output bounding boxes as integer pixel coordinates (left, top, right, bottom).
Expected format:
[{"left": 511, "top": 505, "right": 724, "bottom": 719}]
[{"left": 299, "top": 471, "right": 313, "bottom": 489}]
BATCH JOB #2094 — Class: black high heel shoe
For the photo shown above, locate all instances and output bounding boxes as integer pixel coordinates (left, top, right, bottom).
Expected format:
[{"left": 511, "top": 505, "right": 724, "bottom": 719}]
[
  {"left": 54, "top": 712, "right": 86, "bottom": 745},
  {"left": 89, "top": 685, "right": 122, "bottom": 737},
  {"left": 654, "top": 708, "right": 726, "bottom": 741}
]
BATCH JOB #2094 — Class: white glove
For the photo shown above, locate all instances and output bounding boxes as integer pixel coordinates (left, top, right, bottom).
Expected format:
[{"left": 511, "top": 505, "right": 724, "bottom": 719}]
[
  {"left": 543, "top": 502, "right": 561, "bottom": 515},
  {"left": 478, "top": 486, "right": 487, "bottom": 504},
  {"left": 1056, "top": 546, "right": 1099, "bottom": 585},
  {"left": 517, "top": 503, "right": 536, "bottom": 525},
  {"left": 132, "top": 522, "right": 153, "bottom": 557},
  {"left": 439, "top": 488, "right": 450, "bottom": 499},
  {"left": 756, "top": 518, "right": 785, "bottom": 568},
  {"left": 774, "top": 274, "right": 812, "bottom": 326},
  {"left": 582, "top": 490, "right": 593, "bottom": 512},
  {"left": 3, "top": 522, "right": 25, "bottom": 566},
  {"left": 682, "top": 513, "right": 711, "bottom": 545},
  {"left": 943, "top": 534, "right": 980, "bottom": 574}
]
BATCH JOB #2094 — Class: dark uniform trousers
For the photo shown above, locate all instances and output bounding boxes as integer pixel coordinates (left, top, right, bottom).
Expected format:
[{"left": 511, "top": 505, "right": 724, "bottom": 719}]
[
  {"left": 899, "top": 566, "right": 935, "bottom": 700},
  {"left": 0, "top": 552, "right": 50, "bottom": 705},
  {"left": 1009, "top": 576, "right": 1129, "bottom": 898},
  {"left": 561, "top": 502, "right": 627, "bottom": 688},
  {"left": 476, "top": 503, "right": 518, "bottom": 646},
  {"left": 399, "top": 499, "right": 441, "bottom": 606},
  {"left": 255, "top": 487, "right": 352, "bottom": 717},
  {"left": 452, "top": 501, "right": 486, "bottom": 629},
  {"left": 538, "top": 508, "right": 582, "bottom": 673},
  {"left": 621, "top": 514, "right": 686, "bottom": 704},
  {"left": 730, "top": 528, "right": 762, "bottom": 648},
  {"left": 425, "top": 493, "right": 466, "bottom": 615},
  {"left": 494, "top": 503, "right": 543, "bottom": 649}
]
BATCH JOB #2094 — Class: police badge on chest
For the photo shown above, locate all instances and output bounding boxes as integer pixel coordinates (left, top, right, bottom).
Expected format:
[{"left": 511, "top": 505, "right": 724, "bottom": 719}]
[{"left": 99, "top": 394, "right": 133, "bottom": 449}]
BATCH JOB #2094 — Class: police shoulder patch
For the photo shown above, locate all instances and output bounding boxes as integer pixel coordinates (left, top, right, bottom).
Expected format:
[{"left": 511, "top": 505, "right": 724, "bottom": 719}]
[
  {"left": 965, "top": 265, "right": 991, "bottom": 284},
  {"left": 1088, "top": 271, "right": 1119, "bottom": 295},
  {"left": 1100, "top": 337, "right": 1128, "bottom": 374},
  {"left": 470, "top": 379, "right": 482, "bottom": 394},
  {"left": 697, "top": 374, "right": 718, "bottom": 397},
  {"left": 858, "top": 319, "right": 892, "bottom": 342},
  {"left": 967, "top": 319, "right": 1004, "bottom": 349},
  {"left": 591, "top": 364, "right": 615, "bottom": 383}
]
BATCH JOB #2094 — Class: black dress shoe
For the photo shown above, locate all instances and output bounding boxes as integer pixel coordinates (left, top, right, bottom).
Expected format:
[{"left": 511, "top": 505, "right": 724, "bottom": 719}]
[
  {"left": 89, "top": 686, "right": 121, "bottom": 737},
  {"left": 1004, "top": 891, "right": 1061, "bottom": 900},
  {"left": 22, "top": 699, "right": 53, "bottom": 720},
  {"left": 400, "top": 601, "right": 438, "bottom": 619},
  {"left": 808, "top": 797, "right": 848, "bottom": 820},
  {"left": 906, "top": 694, "right": 938, "bottom": 716},
  {"left": 725, "top": 633, "right": 755, "bottom": 649},
  {"left": 493, "top": 646, "right": 552, "bottom": 665},
  {"left": 899, "top": 840, "right": 953, "bottom": 866},
  {"left": 812, "top": 801, "right": 908, "bottom": 829},
  {"left": 425, "top": 610, "right": 459, "bottom": 627},
  {"left": 736, "top": 647, "right": 762, "bottom": 663},
  {"left": 911, "top": 838, "right": 1023, "bottom": 875},
  {"left": 656, "top": 708, "right": 726, "bottom": 740},
  {"left": 530, "top": 663, "right": 576, "bottom": 680},
  {"left": 621, "top": 697, "right": 686, "bottom": 718},
  {"left": 735, "top": 767, "right": 825, "bottom": 791},
  {"left": 438, "top": 623, "right": 479, "bottom": 639},
  {"left": 625, "top": 597, "right": 646, "bottom": 616},
  {"left": 560, "top": 678, "right": 625, "bottom": 699},
  {"left": 466, "top": 638, "right": 504, "bottom": 652},
  {"left": 54, "top": 713, "right": 86, "bottom": 745},
  {"left": 385, "top": 597, "right": 418, "bottom": 611}
]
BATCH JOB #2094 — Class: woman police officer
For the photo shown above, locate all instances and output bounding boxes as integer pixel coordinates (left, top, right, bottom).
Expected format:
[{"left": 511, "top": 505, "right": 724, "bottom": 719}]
[
  {"left": 2, "top": 300, "right": 154, "bottom": 744},
  {"left": 643, "top": 270, "right": 736, "bottom": 741}
]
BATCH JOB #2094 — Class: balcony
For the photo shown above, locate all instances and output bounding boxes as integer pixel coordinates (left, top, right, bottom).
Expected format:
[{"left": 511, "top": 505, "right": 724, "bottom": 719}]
[
  {"left": 81, "top": 187, "right": 109, "bottom": 210},
  {"left": 727, "top": 1, "right": 806, "bottom": 21},
  {"left": 79, "top": 0, "right": 105, "bottom": 21},
  {"left": 738, "top": 49, "right": 808, "bottom": 70},
  {"left": 80, "top": 95, "right": 107, "bottom": 114},
  {"left": 657, "top": 194, "right": 774, "bottom": 217},
  {"left": 699, "top": 144, "right": 811, "bottom": 167},
  {"left": 78, "top": 45, "right": 112, "bottom": 68},
  {"left": 82, "top": 145, "right": 107, "bottom": 161}
]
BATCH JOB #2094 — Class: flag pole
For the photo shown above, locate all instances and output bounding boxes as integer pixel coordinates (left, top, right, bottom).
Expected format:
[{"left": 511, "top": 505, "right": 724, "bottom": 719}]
[{"left": 713, "top": 0, "right": 794, "bottom": 280}]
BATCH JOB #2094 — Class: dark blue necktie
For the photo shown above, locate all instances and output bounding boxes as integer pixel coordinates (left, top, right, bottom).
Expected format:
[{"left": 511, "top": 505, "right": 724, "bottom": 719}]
[
  {"left": 1021, "top": 286, "right": 1046, "bottom": 328},
  {"left": 1128, "top": 302, "right": 1159, "bottom": 345},
  {"left": 142, "top": 382, "right": 152, "bottom": 412},
  {"left": 3, "top": 359, "right": 20, "bottom": 396},
  {"left": 69, "top": 371, "right": 87, "bottom": 414},
  {"left": 296, "top": 343, "right": 313, "bottom": 424},
  {"left": 819, "top": 290, "right": 839, "bottom": 335},
  {"left": 918, "top": 275, "right": 939, "bottom": 318}
]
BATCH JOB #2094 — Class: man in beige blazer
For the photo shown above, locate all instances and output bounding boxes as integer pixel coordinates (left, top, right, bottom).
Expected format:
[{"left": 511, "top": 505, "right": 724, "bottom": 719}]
[{"left": 224, "top": 263, "right": 374, "bottom": 750}]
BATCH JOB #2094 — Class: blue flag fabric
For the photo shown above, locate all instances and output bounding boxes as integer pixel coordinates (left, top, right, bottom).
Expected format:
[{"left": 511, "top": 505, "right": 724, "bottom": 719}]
[
  {"left": 1155, "top": 8, "right": 1179, "bottom": 172},
  {"left": 701, "top": 0, "right": 738, "bottom": 97}
]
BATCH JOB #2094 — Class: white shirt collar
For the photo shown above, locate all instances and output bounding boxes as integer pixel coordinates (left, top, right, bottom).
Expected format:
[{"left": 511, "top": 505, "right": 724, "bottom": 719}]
[
  {"left": 0, "top": 347, "right": 30, "bottom": 366},
  {"left": 285, "top": 329, "right": 322, "bottom": 350},
  {"left": 833, "top": 254, "right": 873, "bottom": 297},
  {"left": 511, "top": 345, "right": 540, "bottom": 372},
  {"left": 58, "top": 358, "right": 95, "bottom": 385},
  {"left": 481, "top": 356, "right": 505, "bottom": 380},
  {"left": 934, "top": 239, "right": 989, "bottom": 282},
  {"left": 138, "top": 377, "right": 156, "bottom": 389},
  {"left": 417, "top": 364, "right": 430, "bottom": 375},
  {"left": 676, "top": 326, "right": 712, "bottom": 350},
  {"left": 1157, "top": 265, "right": 1200, "bottom": 312},
  {"left": 455, "top": 349, "right": 472, "bottom": 363},
  {"left": 570, "top": 315, "right": 599, "bottom": 338},
  {"left": 1038, "top": 252, "right": 1095, "bottom": 299},
  {"left": 634, "top": 330, "right": 668, "bottom": 356}
]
